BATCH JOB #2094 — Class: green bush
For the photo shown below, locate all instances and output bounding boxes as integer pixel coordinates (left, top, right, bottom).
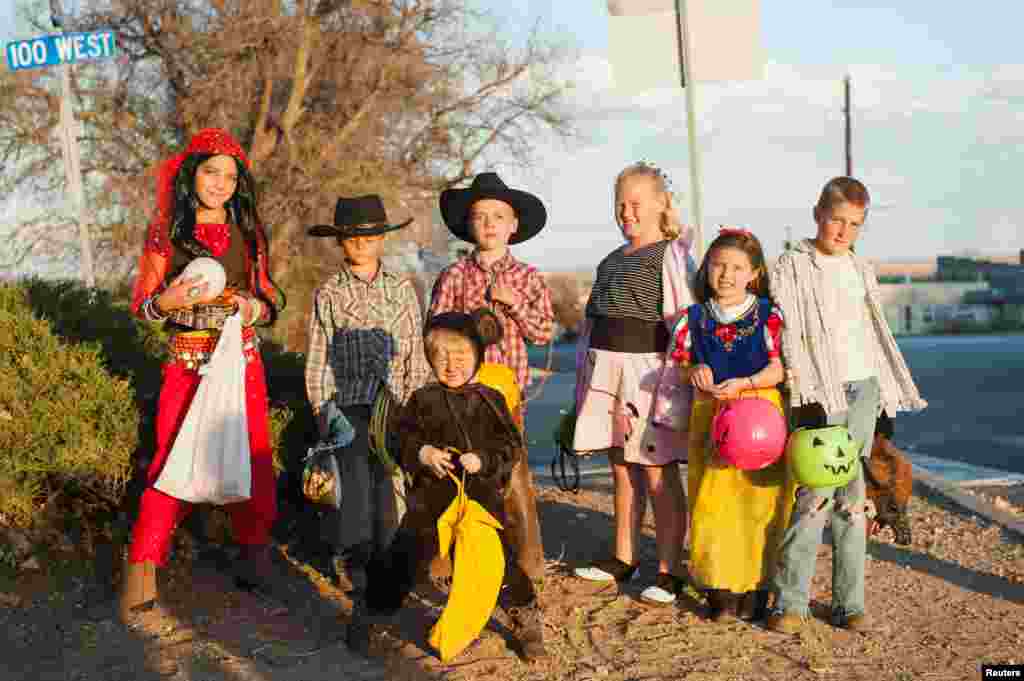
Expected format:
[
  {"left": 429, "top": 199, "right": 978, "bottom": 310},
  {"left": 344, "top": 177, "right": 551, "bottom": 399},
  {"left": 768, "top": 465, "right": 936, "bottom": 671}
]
[
  {"left": 0, "top": 278, "right": 316, "bottom": 547},
  {"left": 262, "top": 340, "right": 317, "bottom": 477},
  {"left": 0, "top": 283, "right": 138, "bottom": 530}
]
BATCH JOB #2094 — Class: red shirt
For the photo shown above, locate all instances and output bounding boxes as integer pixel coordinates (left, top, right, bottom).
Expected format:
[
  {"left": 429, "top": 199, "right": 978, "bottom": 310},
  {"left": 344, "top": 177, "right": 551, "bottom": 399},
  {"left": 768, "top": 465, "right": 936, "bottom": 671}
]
[{"left": 429, "top": 250, "right": 554, "bottom": 390}]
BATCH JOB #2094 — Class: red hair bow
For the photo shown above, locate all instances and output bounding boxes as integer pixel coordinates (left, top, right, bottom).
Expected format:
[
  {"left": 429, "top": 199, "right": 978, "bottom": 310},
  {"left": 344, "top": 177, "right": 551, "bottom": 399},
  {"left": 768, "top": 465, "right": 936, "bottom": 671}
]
[{"left": 718, "top": 226, "right": 753, "bottom": 238}]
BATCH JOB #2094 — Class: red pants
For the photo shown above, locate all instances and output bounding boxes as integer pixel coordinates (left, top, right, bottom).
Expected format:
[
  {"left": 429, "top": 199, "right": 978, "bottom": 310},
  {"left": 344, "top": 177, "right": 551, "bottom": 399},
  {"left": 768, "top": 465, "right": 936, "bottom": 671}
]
[{"left": 127, "top": 357, "right": 277, "bottom": 566}]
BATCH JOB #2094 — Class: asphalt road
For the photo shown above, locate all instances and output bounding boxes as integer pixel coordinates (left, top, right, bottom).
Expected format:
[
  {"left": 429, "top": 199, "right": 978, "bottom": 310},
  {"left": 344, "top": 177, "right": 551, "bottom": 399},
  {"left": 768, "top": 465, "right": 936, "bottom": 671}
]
[{"left": 523, "top": 334, "right": 1024, "bottom": 483}]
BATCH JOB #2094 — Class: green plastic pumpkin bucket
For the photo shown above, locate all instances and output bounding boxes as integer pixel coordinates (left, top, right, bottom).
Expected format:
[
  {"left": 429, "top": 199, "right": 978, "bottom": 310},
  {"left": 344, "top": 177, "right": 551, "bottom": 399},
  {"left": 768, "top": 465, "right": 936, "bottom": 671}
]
[{"left": 786, "top": 425, "right": 862, "bottom": 489}]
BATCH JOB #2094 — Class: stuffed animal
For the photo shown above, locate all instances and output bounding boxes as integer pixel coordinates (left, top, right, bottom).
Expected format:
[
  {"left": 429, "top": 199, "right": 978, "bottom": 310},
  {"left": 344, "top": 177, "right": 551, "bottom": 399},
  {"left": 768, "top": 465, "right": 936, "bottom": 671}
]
[{"left": 864, "top": 413, "right": 913, "bottom": 545}]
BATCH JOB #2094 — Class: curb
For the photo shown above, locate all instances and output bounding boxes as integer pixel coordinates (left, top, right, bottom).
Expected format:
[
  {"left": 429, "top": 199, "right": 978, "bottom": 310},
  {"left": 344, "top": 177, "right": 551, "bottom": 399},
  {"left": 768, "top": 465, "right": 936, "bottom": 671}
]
[
  {"left": 910, "top": 465, "right": 1024, "bottom": 541},
  {"left": 532, "top": 463, "right": 1024, "bottom": 543}
]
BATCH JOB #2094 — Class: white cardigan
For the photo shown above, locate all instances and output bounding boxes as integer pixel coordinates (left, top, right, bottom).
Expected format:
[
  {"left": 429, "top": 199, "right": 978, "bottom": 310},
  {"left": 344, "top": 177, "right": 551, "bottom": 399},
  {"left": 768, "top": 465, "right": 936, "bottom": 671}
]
[{"left": 770, "top": 239, "right": 927, "bottom": 417}]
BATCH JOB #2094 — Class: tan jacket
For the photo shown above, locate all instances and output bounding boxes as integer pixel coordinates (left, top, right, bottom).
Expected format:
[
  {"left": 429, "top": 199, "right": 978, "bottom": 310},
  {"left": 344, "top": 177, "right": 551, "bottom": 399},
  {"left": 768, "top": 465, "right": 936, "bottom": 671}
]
[{"left": 770, "top": 239, "right": 927, "bottom": 417}]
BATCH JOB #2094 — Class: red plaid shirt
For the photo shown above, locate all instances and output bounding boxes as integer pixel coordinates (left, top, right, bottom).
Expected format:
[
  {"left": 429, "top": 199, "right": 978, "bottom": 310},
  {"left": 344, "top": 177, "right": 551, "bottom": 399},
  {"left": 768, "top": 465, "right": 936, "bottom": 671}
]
[{"left": 429, "top": 250, "right": 554, "bottom": 389}]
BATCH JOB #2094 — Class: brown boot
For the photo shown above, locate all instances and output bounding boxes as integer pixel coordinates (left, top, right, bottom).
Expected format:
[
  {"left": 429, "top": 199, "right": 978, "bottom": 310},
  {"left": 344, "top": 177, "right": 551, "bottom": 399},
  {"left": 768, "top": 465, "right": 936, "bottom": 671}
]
[
  {"left": 508, "top": 603, "right": 547, "bottom": 662},
  {"left": 118, "top": 560, "right": 176, "bottom": 631},
  {"left": 118, "top": 560, "right": 156, "bottom": 622},
  {"left": 234, "top": 544, "right": 291, "bottom": 611}
]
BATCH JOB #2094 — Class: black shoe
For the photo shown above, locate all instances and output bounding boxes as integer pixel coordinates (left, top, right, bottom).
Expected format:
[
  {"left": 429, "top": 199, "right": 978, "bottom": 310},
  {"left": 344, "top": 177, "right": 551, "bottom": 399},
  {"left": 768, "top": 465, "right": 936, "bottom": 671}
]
[
  {"left": 738, "top": 590, "right": 769, "bottom": 622},
  {"left": 707, "top": 589, "right": 740, "bottom": 622},
  {"left": 346, "top": 599, "right": 372, "bottom": 656}
]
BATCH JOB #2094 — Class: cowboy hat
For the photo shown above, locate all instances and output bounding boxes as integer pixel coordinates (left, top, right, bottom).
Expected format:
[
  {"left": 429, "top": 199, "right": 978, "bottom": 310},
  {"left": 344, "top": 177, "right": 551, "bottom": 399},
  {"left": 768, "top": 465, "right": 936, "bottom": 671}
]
[
  {"left": 308, "top": 195, "right": 413, "bottom": 238},
  {"left": 439, "top": 173, "right": 546, "bottom": 245}
]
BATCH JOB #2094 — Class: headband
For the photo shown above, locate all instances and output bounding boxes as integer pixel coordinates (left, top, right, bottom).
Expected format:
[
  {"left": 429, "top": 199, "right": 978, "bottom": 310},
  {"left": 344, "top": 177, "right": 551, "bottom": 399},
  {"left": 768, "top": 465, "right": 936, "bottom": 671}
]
[{"left": 718, "top": 226, "right": 753, "bottom": 238}]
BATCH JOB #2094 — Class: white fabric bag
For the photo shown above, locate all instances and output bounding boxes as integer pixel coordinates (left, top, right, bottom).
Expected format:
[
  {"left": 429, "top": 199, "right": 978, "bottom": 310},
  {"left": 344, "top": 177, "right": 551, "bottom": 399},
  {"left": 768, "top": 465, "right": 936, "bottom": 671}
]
[{"left": 155, "top": 313, "right": 252, "bottom": 504}]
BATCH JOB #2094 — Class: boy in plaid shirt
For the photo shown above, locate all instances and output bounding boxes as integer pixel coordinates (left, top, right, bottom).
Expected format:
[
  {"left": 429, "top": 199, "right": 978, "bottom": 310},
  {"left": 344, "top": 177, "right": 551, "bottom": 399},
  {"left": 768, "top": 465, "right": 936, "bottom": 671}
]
[{"left": 430, "top": 172, "right": 554, "bottom": 580}]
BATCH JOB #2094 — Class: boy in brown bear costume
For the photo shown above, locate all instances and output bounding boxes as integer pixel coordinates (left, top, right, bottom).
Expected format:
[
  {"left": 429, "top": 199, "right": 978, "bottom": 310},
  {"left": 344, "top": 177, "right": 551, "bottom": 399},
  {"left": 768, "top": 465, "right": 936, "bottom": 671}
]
[
  {"left": 352, "top": 308, "right": 546, "bottom": 661},
  {"left": 864, "top": 412, "right": 914, "bottom": 545}
]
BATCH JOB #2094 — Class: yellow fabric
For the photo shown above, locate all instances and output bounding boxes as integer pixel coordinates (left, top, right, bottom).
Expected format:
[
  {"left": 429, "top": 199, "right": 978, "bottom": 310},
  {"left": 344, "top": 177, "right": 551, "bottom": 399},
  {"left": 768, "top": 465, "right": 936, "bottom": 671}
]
[
  {"left": 687, "top": 388, "right": 797, "bottom": 593},
  {"left": 475, "top": 363, "right": 521, "bottom": 413},
  {"left": 428, "top": 471, "right": 505, "bottom": 662}
]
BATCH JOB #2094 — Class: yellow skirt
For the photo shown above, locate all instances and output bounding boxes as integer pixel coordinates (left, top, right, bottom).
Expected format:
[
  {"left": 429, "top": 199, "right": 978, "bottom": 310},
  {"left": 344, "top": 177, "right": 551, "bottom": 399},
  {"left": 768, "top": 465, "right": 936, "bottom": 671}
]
[{"left": 687, "top": 388, "right": 796, "bottom": 593}]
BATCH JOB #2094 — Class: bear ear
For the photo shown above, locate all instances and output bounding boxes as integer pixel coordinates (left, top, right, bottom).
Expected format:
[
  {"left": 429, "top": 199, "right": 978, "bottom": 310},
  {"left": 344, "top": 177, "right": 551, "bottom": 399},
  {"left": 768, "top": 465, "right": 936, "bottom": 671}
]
[
  {"left": 812, "top": 436, "right": 825, "bottom": 447},
  {"left": 471, "top": 307, "right": 503, "bottom": 348}
]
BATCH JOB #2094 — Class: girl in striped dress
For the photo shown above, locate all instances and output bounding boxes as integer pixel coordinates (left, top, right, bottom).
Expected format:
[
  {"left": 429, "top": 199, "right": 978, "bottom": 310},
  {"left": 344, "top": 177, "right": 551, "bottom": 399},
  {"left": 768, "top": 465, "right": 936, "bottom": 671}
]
[{"left": 572, "top": 162, "right": 696, "bottom": 605}]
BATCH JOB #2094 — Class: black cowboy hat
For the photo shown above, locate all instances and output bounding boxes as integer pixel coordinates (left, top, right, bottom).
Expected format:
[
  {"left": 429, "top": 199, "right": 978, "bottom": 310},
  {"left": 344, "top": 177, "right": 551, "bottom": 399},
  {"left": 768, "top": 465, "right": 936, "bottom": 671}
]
[
  {"left": 308, "top": 195, "right": 413, "bottom": 238},
  {"left": 439, "top": 172, "right": 547, "bottom": 245}
]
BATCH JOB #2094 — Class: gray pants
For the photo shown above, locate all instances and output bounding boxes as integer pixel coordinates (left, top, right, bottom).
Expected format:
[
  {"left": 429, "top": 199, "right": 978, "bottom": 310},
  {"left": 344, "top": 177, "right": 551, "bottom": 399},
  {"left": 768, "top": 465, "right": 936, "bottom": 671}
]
[
  {"left": 322, "top": 405, "right": 406, "bottom": 557},
  {"left": 773, "top": 377, "right": 880, "bottom": 619}
]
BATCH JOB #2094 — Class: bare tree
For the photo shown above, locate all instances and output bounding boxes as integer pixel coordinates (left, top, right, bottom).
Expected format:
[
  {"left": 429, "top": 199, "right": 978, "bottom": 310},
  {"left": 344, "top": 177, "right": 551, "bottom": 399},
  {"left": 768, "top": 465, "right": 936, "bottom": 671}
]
[
  {"left": 1, "top": 0, "right": 576, "bottom": 347},
  {"left": 546, "top": 272, "right": 586, "bottom": 338}
]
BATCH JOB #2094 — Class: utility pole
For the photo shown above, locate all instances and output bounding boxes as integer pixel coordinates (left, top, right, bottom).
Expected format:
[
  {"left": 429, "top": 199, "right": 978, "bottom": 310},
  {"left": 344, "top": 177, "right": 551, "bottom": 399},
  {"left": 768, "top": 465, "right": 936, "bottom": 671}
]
[
  {"left": 51, "top": 0, "right": 96, "bottom": 288},
  {"left": 843, "top": 74, "right": 852, "bottom": 177},
  {"left": 674, "top": 0, "right": 703, "bottom": 261}
]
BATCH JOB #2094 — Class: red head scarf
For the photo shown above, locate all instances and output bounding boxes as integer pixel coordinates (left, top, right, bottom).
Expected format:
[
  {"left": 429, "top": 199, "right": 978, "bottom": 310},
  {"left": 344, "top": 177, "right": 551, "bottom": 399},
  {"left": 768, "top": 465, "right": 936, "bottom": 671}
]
[{"left": 152, "top": 128, "right": 250, "bottom": 237}]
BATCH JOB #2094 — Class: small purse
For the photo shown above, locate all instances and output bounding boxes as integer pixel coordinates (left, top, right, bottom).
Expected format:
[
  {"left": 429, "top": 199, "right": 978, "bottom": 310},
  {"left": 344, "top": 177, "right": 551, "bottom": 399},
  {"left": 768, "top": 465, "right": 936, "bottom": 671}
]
[{"left": 551, "top": 404, "right": 599, "bottom": 493}]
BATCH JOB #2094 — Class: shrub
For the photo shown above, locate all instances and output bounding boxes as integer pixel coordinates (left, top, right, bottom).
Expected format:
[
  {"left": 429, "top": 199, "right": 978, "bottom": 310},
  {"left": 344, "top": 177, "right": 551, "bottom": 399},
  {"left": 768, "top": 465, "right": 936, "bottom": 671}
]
[
  {"left": 0, "top": 283, "right": 137, "bottom": 531},
  {"left": 0, "top": 277, "right": 318, "bottom": 552}
]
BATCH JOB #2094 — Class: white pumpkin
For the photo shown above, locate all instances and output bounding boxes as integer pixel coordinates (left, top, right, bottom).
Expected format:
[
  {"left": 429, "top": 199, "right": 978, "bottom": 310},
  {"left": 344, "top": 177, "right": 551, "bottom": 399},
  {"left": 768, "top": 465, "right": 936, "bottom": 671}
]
[{"left": 181, "top": 257, "right": 227, "bottom": 301}]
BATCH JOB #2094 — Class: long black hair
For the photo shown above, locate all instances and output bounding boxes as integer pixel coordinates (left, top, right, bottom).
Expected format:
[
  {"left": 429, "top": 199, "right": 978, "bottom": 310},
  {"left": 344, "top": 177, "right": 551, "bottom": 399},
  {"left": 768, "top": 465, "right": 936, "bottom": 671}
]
[{"left": 168, "top": 153, "right": 287, "bottom": 326}]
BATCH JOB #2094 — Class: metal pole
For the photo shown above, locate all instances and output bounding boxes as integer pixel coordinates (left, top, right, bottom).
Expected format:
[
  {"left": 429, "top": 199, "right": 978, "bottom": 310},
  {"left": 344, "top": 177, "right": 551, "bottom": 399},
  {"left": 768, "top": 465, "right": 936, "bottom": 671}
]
[
  {"left": 844, "top": 74, "right": 852, "bottom": 177},
  {"left": 675, "top": 0, "right": 704, "bottom": 261},
  {"left": 51, "top": 1, "right": 96, "bottom": 288}
]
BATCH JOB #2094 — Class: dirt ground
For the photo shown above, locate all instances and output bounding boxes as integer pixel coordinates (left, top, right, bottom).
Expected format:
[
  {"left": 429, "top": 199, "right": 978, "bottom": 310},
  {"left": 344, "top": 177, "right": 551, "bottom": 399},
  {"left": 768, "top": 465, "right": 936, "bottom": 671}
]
[{"left": 1, "top": 477, "right": 1022, "bottom": 681}]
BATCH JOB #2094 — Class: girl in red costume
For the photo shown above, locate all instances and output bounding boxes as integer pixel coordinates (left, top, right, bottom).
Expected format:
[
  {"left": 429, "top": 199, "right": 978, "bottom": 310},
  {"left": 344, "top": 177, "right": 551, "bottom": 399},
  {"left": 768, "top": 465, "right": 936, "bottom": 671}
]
[{"left": 122, "top": 128, "right": 285, "bottom": 625}]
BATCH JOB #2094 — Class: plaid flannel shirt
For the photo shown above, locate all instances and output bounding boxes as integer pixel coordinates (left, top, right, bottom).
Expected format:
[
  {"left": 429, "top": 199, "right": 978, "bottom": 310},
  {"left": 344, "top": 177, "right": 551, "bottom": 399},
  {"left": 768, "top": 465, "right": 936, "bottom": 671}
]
[
  {"left": 305, "top": 264, "right": 431, "bottom": 415},
  {"left": 429, "top": 250, "right": 554, "bottom": 389}
]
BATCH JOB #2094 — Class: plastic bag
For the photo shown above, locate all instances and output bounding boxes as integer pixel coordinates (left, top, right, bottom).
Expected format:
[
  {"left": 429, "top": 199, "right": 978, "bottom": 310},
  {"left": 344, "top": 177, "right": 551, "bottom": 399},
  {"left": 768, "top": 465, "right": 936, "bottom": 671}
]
[
  {"left": 427, "top": 471, "right": 505, "bottom": 662},
  {"left": 302, "top": 401, "right": 355, "bottom": 508},
  {"left": 302, "top": 445, "right": 343, "bottom": 508},
  {"left": 154, "top": 313, "right": 251, "bottom": 504}
]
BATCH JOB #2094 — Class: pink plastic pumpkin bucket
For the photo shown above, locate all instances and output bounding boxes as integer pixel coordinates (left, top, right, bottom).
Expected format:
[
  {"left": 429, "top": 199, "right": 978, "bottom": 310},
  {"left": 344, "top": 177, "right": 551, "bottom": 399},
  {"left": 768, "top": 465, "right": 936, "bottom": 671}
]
[{"left": 710, "top": 397, "right": 788, "bottom": 470}]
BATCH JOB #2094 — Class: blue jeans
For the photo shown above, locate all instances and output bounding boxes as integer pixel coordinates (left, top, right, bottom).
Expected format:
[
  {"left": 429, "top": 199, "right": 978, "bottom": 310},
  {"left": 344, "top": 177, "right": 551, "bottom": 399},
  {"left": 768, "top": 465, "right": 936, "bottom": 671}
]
[{"left": 773, "top": 377, "right": 880, "bottom": 620}]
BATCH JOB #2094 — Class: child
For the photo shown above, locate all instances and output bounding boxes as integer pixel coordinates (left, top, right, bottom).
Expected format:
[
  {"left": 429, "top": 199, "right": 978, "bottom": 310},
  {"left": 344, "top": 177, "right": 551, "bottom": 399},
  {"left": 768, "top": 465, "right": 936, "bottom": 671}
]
[
  {"left": 430, "top": 171, "right": 554, "bottom": 581},
  {"left": 768, "top": 177, "right": 926, "bottom": 633},
  {"left": 305, "top": 195, "right": 432, "bottom": 592},
  {"left": 120, "top": 128, "right": 286, "bottom": 627},
  {"left": 669, "top": 228, "right": 794, "bottom": 622},
  {"left": 359, "top": 309, "right": 546, "bottom": 661},
  {"left": 572, "top": 161, "right": 695, "bottom": 605}
]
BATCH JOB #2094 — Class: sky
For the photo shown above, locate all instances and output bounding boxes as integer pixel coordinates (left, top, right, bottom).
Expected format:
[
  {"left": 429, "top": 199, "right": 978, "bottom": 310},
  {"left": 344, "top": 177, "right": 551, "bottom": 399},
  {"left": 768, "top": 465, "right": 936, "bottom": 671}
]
[
  {"left": 3, "top": 1, "right": 1024, "bottom": 272},
  {"left": 470, "top": 1, "right": 1024, "bottom": 269}
]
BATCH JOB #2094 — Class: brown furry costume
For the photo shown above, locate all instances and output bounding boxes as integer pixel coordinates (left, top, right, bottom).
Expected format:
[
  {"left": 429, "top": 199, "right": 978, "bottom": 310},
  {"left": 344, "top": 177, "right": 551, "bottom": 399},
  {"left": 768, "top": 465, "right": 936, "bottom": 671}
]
[
  {"left": 864, "top": 413, "right": 914, "bottom": 545},
  {"left": 363, "top": 311, "right": 542, "bottom": 654}
]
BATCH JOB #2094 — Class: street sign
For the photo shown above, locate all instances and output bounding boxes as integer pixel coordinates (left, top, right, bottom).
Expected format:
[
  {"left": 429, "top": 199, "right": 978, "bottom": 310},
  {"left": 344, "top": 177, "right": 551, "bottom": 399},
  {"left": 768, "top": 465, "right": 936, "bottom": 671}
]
[
  {"left": 607, "top": 0, "right": 763, "bottom": 93},
  {"left": 5, "top": 30, "right": 116, "bottom": 71}
]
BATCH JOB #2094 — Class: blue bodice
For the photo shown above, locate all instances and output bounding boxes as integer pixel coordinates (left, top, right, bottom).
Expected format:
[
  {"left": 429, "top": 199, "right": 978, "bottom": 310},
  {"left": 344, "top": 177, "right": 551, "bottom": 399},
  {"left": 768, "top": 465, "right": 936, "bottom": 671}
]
[{"left": 688, "top": 298, "right": 774, "bottom": 383}]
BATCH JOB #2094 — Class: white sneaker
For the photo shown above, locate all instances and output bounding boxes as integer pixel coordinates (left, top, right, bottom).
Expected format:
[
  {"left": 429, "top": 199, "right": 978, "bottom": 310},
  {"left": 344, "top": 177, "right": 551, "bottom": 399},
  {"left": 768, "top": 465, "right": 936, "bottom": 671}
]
[
  {"left": 639, "top": 573, "right": 682, "bottom": 605},
  {"left": 573, "top": 558, "right": 640, "bottom": 583}
]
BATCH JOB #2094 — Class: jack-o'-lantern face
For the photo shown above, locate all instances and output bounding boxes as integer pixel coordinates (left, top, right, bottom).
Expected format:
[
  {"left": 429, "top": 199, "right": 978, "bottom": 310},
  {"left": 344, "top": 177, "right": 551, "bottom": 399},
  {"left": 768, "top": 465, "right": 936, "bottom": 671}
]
[{"left": 787, "top": 425, "right": 861, "bottom": 488}]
